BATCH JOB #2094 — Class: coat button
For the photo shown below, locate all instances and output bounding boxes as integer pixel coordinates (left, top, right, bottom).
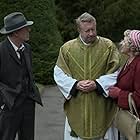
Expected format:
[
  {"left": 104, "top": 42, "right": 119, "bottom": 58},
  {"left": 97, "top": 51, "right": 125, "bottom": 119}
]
[{"left": 32, "top": 94, "right": 35, "bottom": 97}]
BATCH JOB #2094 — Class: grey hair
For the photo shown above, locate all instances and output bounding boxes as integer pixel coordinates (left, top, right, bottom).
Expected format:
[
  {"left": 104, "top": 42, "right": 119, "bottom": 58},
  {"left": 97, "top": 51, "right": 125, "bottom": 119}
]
[
  {"left": 124, "top": 30, "right": 134, "bottom": 47},
  {"left": 75, "top": 12, "right": 96, "bottom": 28}
]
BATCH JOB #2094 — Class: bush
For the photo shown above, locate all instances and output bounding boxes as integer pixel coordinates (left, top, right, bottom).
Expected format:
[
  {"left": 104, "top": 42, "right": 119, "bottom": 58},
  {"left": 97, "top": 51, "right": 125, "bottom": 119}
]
[{"left": 0, "top": 0, "right": 63, "bottom": 85}]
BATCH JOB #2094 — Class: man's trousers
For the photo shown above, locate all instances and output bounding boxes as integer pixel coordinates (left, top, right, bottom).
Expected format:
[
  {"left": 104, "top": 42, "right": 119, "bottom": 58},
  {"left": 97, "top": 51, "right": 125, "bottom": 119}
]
[{"left": 0, "top": 97, "right": 35, "bottom": 140}]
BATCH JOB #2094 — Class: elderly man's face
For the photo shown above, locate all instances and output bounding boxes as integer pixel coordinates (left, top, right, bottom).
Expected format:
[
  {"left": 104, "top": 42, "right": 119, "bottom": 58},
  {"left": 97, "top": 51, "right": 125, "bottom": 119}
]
[
  {"left": 79, "top": 21, "right": 97, "bottom": 44},
  {"left": 15, "top": 26, "right": 31, "bottom": 42}
]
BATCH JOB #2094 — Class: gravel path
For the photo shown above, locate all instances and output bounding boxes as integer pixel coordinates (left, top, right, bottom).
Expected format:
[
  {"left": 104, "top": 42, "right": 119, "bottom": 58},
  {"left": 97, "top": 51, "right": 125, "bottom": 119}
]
[{"left": 35, "top": 85, "right": 65, "bottom": 140}]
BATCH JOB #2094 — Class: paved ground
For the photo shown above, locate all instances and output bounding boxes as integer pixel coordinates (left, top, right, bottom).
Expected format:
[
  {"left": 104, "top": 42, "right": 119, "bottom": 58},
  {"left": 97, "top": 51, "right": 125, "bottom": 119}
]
[{"left": 35, "top": 85, "right": 65, "bottom": 140}]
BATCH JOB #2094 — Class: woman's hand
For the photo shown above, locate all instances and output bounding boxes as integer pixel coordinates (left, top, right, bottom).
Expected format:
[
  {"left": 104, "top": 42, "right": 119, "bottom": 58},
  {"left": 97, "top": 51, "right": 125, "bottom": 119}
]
[{"left": 109, "top": 86, "right": 121, "bottom": 99}]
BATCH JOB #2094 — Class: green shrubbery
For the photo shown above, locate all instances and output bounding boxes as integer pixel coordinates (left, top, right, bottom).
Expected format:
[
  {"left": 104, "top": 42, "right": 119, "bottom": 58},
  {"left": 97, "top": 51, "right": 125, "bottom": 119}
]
[
  {"left": 0, "top": 0, "right": 140, "bottom": 85},
  {"left": 0, "top": 0, "right": 63, "bottom": 85},
  {"left": 56, "top": 0, "right": 140, "bottom": 42}
]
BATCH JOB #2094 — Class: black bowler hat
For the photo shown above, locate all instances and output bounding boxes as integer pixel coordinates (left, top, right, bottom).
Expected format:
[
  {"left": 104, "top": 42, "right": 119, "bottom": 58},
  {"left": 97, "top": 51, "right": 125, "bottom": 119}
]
[{"left": 0, "top": 12, "right": 33, "bottom": 34}]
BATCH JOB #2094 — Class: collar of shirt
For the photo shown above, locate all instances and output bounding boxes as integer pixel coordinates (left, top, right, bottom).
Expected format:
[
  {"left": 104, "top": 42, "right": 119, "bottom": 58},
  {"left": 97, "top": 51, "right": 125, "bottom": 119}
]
[
  {"left": 79, "top": 35, "right": 90, "bottom": 46},
  {"left": 8, "top": 36, "right": 25, "bottom": 58},
  {"left": 79, "top": 35, "right": 99, "bottom": 46}
]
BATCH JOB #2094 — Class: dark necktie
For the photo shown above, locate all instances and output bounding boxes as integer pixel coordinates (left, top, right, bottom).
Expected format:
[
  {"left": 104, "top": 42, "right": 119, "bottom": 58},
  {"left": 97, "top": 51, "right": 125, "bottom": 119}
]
[{"left": 17, "top": 48, "right": 24, "bottom": 63}]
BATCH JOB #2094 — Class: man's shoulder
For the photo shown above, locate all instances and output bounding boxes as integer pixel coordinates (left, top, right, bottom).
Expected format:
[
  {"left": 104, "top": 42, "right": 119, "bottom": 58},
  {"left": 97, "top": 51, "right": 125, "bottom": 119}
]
[
  {"left": 61, "top": 38, "right": 78, "bottom": 51},
  {"left": 98, "top": 36, "right": 115, "bottom": 47},
  {"left": 63, "top": 38, "right": 77, "bottom": 46},
  {"left": 98, "top": 36, "right": 113, "bottom": 43}
]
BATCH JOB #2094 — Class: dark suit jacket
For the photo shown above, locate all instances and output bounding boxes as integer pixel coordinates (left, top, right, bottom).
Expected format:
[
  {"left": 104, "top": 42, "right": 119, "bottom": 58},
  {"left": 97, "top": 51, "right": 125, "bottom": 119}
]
[{"left": 0, "top": 38, "right": 42, "bottom": 109}]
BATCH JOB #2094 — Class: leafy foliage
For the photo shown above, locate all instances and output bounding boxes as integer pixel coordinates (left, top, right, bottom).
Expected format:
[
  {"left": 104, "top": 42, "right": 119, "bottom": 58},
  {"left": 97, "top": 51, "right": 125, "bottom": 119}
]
[
  {"left": 55, "top": 0, "right": 140, "bottom": 42},
  {"left": 0, "top": 0, "right": 140, "bottom": 85},
  {"left": 99, "top": 0, "right": 140, "bottom": 41},
  {"left": 0, "top": 0, "right": 63, "bottom": 85}
]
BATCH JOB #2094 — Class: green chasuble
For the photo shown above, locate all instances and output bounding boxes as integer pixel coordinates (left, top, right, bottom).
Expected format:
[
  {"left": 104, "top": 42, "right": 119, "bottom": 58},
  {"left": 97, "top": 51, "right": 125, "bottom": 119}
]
[{"left": 56, "top": 36, "right": 121, "bottom": 139}]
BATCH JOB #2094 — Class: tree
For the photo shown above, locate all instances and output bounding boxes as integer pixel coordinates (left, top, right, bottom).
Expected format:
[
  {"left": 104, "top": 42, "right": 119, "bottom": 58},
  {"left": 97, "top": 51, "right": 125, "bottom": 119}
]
[
  {"left": 98, "top": 0, "right": 140, "bottom": 41},
  {"left": 0, "top": 0, "right": 63, "bottom": 84},
  {"left": 55, "top": 0, "right": 140, "bottom": 42}
]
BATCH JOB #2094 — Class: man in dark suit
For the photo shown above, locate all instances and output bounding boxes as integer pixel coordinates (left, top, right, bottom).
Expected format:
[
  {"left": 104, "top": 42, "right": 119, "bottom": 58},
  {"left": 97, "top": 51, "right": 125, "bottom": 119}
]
[{"left": 0, "top": 12, "right": 42, "bottom": 140}]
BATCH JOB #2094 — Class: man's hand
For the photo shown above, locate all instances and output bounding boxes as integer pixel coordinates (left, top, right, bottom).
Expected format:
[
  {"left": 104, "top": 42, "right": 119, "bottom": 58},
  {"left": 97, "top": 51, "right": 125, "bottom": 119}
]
[{"left": 76, "top": 80, "right": 96, "bottom": 93}]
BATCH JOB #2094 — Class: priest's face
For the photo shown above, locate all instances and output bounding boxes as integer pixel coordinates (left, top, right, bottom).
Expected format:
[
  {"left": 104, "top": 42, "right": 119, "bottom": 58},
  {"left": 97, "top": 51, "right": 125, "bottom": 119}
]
[{"left": 79, "top": 21, "right": 97, "bottom": 44}]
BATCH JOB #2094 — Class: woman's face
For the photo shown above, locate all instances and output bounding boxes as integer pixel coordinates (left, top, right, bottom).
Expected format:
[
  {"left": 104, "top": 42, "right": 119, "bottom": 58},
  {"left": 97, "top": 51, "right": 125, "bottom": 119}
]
[{"left": 119, "top": 36, "right": 130, "bottom": 55}]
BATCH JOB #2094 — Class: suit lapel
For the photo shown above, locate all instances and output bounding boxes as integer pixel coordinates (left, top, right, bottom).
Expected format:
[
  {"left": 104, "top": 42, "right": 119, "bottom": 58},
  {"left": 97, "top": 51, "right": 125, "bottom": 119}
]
[
  {"left": 6, "top": 38, "right": 32, "bottom": 75},
  {"left": 23, "top": 49, "right": 31, "bottom": 72},
  {"left": 22, "top": 46, "right": 33, "bottom": 79},
  {"left": 6, "top": 39, "right": 21, "bottom": 65}
]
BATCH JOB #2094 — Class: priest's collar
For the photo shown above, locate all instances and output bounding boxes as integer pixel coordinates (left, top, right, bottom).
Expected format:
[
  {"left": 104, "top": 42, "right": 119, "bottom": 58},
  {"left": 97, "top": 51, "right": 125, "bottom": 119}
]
[{"left": 79, "top": 35, "right": 98, "bottom": 46}]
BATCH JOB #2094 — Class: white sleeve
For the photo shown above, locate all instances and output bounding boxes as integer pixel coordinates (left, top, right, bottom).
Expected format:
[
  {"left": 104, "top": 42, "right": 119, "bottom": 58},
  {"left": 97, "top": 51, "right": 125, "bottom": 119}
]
[
  {"left": 96, "top": 70, "right": 119, "bottom": 97},
  {"left": 54, "top": 65, "right": 77, "bottom": 100}
]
